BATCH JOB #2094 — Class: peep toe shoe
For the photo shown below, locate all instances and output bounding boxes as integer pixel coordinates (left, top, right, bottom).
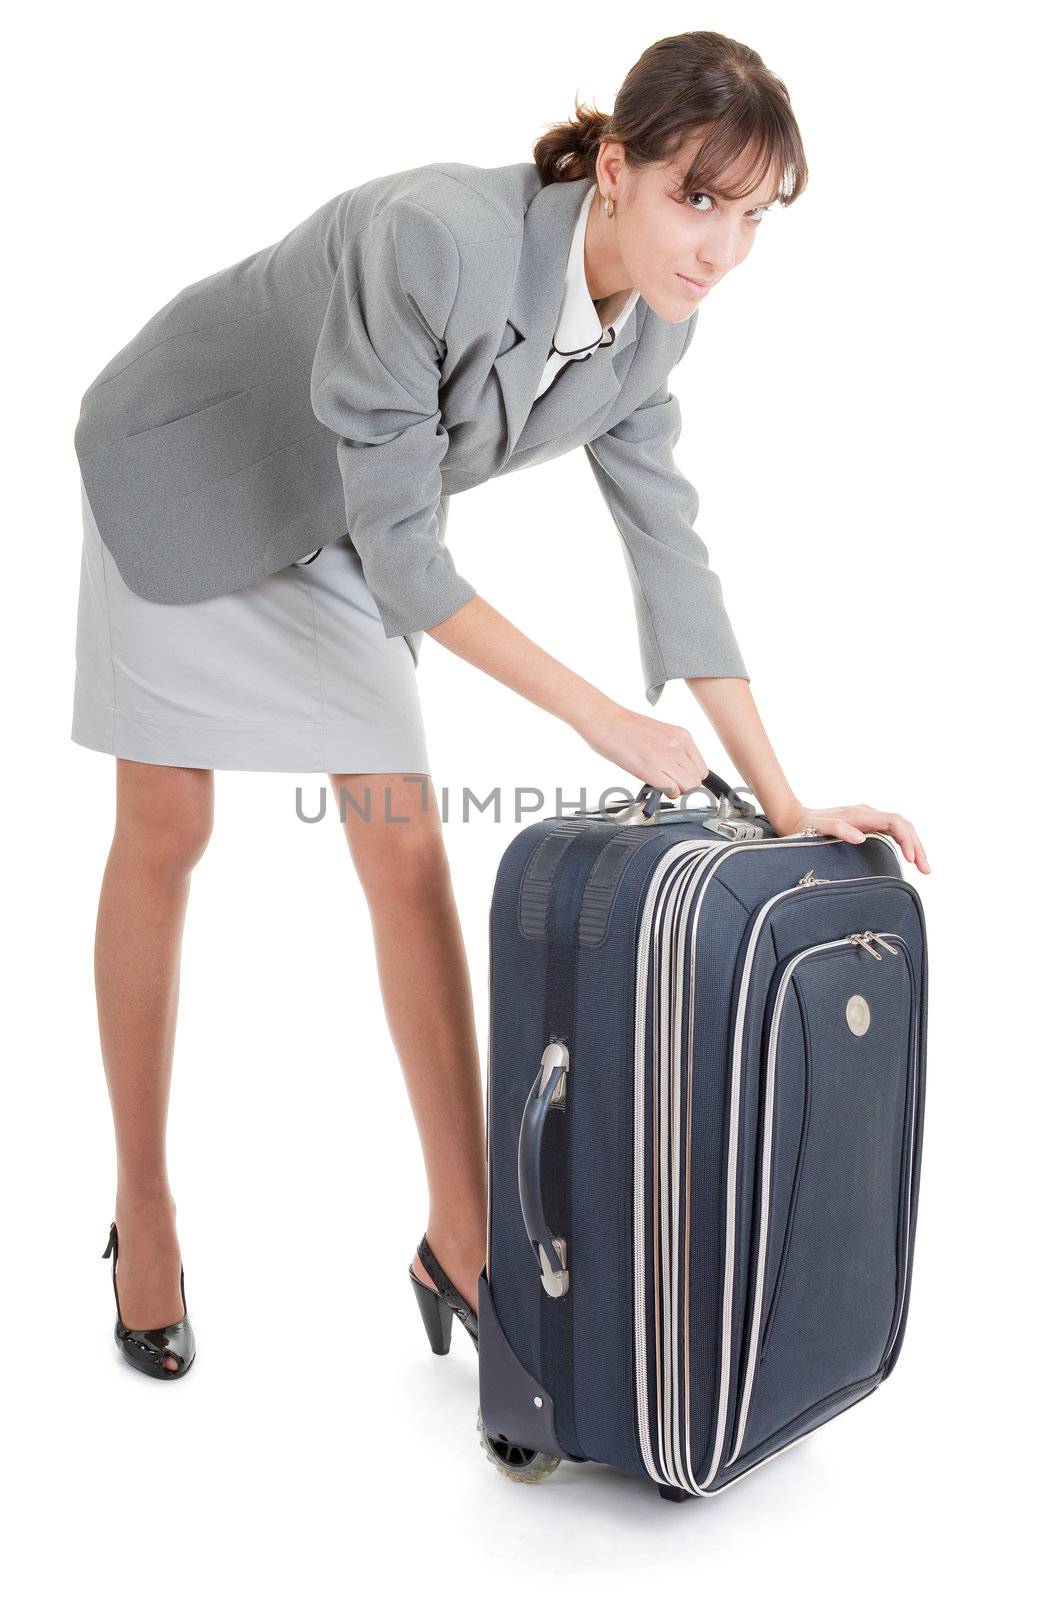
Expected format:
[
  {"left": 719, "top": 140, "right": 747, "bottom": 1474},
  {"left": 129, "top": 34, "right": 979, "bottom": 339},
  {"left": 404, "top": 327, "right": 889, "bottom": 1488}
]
[
  {"left": 102, "top": 1220, "right": 196, "bottom": 1379},
  {"left": 408, "top": 1232, "right": 479, "bottom": 1354}
]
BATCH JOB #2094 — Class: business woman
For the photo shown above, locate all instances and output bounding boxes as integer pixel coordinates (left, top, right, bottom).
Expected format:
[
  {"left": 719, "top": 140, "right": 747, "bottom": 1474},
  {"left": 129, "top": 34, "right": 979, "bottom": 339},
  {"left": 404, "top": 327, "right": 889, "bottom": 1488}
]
[{"left": 73, "top": 29, "right": 928, "bottom": 1377}]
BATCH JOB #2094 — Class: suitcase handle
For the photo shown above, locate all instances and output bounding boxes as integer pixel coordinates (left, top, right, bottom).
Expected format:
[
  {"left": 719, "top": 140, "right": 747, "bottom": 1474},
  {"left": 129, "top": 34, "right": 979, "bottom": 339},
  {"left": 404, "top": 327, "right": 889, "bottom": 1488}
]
[
  {"left": 609, "top": 771, "right": 760, "bottom": 824},
  {"left": 518, "top": 1041, "right": 571, "bottom": 1298}
]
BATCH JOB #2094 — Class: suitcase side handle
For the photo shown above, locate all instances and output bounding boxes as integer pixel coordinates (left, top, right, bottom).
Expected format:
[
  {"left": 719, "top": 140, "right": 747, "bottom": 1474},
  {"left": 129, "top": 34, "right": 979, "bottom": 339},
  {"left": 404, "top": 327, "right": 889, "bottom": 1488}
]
[{"left": 518, "top": 1041, "right": 571, "bottom": 1298}]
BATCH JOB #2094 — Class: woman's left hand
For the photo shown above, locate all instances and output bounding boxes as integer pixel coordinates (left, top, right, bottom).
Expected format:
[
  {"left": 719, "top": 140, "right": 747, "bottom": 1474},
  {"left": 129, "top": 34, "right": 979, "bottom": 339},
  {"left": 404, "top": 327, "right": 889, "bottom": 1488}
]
[{"left": 773, "top": 803, "right": 930, "bottom": 875}]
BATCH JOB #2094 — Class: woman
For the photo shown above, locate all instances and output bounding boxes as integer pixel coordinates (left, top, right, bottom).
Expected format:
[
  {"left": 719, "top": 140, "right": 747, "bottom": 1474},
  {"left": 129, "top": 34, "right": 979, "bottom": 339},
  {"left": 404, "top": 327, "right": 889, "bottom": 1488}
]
[{"left": 73, "top": 29, "right": 929, "bottom": 1378}]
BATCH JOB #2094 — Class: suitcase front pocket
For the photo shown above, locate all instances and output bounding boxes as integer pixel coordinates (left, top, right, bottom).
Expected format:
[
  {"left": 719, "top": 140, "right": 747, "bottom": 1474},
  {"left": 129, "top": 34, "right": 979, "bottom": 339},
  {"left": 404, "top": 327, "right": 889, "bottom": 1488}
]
[{"left": 727, "top": 930, "right": 919, "bottom": 1465}]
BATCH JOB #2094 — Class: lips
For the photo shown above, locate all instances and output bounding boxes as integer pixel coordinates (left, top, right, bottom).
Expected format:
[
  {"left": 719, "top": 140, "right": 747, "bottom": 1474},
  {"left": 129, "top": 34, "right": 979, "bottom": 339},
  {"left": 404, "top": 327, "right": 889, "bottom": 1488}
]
[{"left": 676, "top": 272, "right": 712, "bottom": 300}]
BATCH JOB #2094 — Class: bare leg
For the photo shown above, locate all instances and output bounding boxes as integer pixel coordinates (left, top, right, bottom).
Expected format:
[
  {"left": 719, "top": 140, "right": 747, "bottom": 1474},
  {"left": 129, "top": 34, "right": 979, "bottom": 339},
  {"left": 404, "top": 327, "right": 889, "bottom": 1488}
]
[
  {"left": 95, "top": 758, "right": 214, "bottom": 1369},
  {"left": 331, "top": 772, "right": 486, "bottom": 1315}
]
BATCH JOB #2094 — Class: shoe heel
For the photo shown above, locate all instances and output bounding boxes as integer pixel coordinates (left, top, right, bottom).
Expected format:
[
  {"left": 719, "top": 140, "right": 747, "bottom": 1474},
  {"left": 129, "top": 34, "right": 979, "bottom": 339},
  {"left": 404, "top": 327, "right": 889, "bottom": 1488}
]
[{"left": 410, "top": 1271, "right": 454, "bottom": 1355}]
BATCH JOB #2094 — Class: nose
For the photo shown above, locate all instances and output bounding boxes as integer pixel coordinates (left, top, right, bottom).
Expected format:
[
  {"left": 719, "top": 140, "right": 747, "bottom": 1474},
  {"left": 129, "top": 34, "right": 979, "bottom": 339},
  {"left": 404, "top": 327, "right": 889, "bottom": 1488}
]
[{"left": 696, "top": 216, "right": 745, "bottom": 277}]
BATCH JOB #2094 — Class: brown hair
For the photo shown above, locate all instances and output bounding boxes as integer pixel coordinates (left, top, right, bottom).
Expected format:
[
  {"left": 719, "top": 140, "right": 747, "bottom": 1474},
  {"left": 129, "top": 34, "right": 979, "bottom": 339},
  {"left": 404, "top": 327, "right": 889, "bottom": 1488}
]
[{"left": 532, "top": 30, "right": 808, "bottom": 209}]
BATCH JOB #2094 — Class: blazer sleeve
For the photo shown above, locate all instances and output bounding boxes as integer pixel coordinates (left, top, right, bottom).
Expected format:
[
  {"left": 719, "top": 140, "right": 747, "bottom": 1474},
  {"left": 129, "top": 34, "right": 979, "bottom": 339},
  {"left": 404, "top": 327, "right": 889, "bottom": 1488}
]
[
  {"left": 583, "top": 314, "right": 749, "bottom": 706},
  {"left": 309, "top": 198, "right": 477, "bottom": 652}
]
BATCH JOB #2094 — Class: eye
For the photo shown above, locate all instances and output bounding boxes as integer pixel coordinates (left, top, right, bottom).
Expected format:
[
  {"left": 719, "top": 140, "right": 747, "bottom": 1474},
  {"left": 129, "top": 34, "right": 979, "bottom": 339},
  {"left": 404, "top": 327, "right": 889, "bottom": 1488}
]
[{"left": 683, "top": 191, "right": 773, "bottom": 223}]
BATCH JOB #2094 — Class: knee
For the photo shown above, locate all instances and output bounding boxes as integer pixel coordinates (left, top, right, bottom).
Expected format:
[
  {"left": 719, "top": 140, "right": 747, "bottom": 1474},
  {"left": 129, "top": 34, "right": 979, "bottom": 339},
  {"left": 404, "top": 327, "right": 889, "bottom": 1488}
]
[
  {"left": 350, "top": 819, "right": 451, "bottom": 903},
  {"left": 115, "top": 765, "right": 215, "bottom": 875}
]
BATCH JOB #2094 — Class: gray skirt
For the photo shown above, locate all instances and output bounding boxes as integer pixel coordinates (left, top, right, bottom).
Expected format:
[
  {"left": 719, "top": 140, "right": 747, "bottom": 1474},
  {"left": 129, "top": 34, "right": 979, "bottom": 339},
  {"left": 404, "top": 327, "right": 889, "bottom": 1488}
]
[{"left": 70, "top": 478, "right": 431, "bottom": 773}]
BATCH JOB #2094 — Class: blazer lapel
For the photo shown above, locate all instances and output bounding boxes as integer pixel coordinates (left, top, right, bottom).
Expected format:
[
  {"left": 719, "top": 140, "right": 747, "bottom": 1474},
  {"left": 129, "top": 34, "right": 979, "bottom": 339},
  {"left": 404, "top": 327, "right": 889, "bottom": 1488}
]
[
  {"left": 515, "top": 298, "right": 641, "bottom": 456},
  {"left": 489, "top": 178, "right": 642, "bottom": 467}
]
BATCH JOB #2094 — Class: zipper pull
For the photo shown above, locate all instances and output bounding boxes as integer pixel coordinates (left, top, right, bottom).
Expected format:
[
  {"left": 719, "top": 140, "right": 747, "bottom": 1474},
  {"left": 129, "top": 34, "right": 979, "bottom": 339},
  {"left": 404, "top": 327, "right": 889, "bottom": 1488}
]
[
  {"left": 848, "top": 931, "right": 884, "bottom": 959},
  {"left": 868, "top": 931, "right": 900, "bottom": 955},
  {"left": 797, "top": 870, "right": 830, "bottom": 887}
]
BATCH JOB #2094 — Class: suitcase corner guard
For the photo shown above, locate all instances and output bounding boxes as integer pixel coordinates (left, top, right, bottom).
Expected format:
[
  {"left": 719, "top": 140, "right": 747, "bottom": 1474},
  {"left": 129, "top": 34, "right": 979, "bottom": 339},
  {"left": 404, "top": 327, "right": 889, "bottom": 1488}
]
[{"left": 477, "top": 1268, "right": 575, "bottom": 1460}]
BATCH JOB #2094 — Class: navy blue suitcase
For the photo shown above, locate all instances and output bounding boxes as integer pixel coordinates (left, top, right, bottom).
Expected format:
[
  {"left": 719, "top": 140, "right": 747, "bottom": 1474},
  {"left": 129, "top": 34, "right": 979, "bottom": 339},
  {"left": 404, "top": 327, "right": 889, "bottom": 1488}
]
[{"left": 476, "top": 772, "right": 928, "bottom": 1499}]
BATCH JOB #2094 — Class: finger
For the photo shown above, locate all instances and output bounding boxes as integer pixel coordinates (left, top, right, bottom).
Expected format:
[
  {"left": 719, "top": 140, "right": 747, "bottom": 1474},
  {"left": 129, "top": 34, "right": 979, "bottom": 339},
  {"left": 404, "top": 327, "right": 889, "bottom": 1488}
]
[
  {"left": 676, "top": 760, "right": 709, "bottom": 799},
  {"left": 667, "top": 750, "right": 705, "bottom": 799},
  {"left": 673, "top": 731, "right": 705, "bottom": 772},
  {"left": 867, "top": 813, "right": 929, "bottom": 873},
  {"left": 883, "top": 815, "right": 919, "bottom": 867},
  {"left": 826, "top": 816, "right": 868, "bottom": 843},
  {"left": 899, "top": 819, "right": 930, "bottom": 874}
]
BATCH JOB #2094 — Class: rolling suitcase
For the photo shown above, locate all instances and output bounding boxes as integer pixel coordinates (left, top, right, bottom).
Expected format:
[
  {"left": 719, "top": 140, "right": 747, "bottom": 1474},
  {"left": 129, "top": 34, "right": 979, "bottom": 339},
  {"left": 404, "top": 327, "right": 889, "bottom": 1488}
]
[{"left": 476, "top": 771, "right": 928, "bottom": 1500}]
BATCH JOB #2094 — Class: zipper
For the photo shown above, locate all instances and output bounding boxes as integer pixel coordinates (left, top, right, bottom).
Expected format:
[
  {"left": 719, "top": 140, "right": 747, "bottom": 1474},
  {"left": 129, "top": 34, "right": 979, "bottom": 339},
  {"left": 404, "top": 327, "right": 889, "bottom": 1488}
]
[
  {"left": 632, "top": 830, "right": 861, "bottom": 1494},
  {"left": 755, "top": 928, "right": 903, "bottom": 1361},
  {"left": 633, "top": 841, "right": 712, "bottom": 1491},
  {"left": 686, "top": 871, "right": 912, "bottom": 1491},
  {"left": 726, "top": 929, "right": 914, "bottom": 1465},
  {"left": 848, "top": 929, "right": 901, "bottom": 958}
]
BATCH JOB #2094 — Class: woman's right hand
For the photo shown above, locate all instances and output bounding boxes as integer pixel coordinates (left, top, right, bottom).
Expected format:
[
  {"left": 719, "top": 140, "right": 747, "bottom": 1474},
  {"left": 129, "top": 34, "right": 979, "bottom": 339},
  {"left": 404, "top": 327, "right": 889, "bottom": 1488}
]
[{"left": 573, "top": 699, "right": 710, "bottom": 800}]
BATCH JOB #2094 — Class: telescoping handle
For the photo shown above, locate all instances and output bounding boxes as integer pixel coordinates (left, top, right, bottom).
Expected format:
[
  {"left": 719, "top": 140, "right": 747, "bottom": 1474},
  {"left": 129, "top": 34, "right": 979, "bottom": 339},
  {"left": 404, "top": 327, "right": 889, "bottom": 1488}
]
[{"left": 518, "top": 1041, "right": 571, "bottom": 1298}]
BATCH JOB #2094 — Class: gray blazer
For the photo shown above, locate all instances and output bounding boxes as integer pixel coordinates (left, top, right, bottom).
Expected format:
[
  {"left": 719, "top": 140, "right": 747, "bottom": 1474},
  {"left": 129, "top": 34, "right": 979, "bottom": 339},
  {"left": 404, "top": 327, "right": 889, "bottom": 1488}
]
[{"left": 73, "top": 161, "right": 748, "bottom": 705}]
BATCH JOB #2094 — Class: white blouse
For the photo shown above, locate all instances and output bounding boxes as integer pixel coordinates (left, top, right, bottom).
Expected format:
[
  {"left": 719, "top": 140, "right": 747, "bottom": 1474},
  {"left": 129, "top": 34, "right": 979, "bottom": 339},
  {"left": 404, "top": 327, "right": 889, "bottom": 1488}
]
[{"left": 534, "top": 183, "right": 641, "bottom": 400}]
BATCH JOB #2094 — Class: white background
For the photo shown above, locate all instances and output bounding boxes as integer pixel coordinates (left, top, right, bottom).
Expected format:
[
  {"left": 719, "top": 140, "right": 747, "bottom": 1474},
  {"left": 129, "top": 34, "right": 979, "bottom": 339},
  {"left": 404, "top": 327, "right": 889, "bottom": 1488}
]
[{"left": 4, "top": 1, "right": 1038, "bottom": 1592}]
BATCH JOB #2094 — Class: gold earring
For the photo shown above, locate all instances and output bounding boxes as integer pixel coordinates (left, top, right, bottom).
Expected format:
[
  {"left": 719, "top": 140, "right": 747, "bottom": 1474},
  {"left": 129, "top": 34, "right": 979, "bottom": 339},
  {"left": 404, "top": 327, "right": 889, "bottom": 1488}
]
[{"left": 601, "top": 193, "right": 615, "bottom": 219}]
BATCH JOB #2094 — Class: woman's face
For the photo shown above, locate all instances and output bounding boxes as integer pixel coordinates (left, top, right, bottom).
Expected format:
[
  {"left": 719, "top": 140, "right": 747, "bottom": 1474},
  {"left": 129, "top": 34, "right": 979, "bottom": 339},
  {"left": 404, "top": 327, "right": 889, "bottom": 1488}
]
[{"left": 589, "top": 135, "right": 781, "bottom": 323}]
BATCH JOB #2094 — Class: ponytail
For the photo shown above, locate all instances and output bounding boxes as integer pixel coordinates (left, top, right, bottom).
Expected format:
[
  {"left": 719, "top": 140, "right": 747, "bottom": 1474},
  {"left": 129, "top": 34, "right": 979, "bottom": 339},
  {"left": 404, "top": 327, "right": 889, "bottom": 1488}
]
[{"left": 533, "top": 97, "right": 613, "bottom": 185}]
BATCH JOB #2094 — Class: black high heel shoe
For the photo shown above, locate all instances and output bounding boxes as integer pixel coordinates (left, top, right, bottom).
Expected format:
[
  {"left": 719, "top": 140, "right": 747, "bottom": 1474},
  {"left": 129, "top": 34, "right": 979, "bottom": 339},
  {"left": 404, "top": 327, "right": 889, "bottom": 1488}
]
[
  {"left": 102, "top": 1220, "right": 196, "bottom": 1379},
  {"left": 408, "top": 1233, "right": 479, "bottom": 1354}
]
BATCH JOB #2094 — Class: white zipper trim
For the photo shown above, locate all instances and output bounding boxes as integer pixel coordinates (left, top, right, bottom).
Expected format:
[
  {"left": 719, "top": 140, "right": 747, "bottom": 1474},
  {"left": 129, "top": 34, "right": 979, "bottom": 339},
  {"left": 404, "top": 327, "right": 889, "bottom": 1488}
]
[
  {"left": 725, "top": 929, "right": 917, "bottom": 1466},
  {"left": 879, "top": 934, "right": 920, "bottom": 1372},
  {"left": 698, "top": 875, "right": 897, "bottom": 1486},
  {"left": 681, "top": 840, "right": 861, "bottom": 1492},
  {"left": 662, "top": 1374, "right": 886, "bottom": 1501},
  {"left": 633, "top": 832, "right": 859, "bottom": 1493},
  {"left": 633, "top": 841, "right": 713, "bottom": 1486},
  {"left": 728, "top": 933, "right": 860, "bottom": 1465}
]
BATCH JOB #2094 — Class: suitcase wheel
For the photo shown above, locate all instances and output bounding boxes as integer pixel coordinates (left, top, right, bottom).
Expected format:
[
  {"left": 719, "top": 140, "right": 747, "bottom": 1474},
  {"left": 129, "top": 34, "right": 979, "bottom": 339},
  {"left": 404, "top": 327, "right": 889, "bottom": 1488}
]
[{"left": 475, "top": 1407, "right": 561, "bottom": 1484}]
